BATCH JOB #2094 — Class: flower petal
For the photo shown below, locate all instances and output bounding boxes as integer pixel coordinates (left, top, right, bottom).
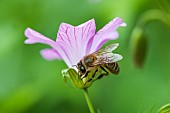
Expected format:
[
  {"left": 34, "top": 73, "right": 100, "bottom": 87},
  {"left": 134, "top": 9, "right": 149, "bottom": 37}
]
[
  {"left": 89, "top": 17, "right": 126, "bottom": 53},
  {"left": 40, "top": 48, "right": 62, "bottom": 60},
  {"left": 57, "top": 19, "right": 96, "bottom": 65},
  {"left": 24, "top": 28, "right": 56, "bottom": 48},
  {"left": 24, "top": 28, "right": 72, "bottom": 67}
]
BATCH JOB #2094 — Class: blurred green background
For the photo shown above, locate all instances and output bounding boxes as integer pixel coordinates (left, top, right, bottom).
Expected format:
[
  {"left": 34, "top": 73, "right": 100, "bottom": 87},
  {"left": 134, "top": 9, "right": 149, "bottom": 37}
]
[{"left": 0, "top": 0, "right": 170, "bottom": 113}]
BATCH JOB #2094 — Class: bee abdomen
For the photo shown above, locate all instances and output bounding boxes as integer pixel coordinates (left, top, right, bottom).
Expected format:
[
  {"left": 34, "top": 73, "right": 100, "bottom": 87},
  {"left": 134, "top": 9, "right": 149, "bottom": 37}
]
[{"left": 104, "top": 62, "right": 119, "bottom": 74}]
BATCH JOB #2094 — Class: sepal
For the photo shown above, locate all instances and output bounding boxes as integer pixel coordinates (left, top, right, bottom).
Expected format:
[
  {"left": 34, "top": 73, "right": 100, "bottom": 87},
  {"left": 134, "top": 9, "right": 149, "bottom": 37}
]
[{"left": 62, "top": 68, "right": 94, "bottom": 89}]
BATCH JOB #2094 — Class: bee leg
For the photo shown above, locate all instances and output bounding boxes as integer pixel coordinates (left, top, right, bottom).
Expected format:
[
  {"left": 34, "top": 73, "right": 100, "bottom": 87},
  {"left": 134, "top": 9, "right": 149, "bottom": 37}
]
[
  {"left": 100, "top": 66, "right": 109, "bottom": 75},
  {"left": 92, "top": 68, "right": 98, "bottom": 78},
  {"left": 84, "top": 69, "right": 98, "bottom": 85},
  {"left": 82, "top": 65, "right": 95, "bottom": 79},
  {"left": 81, "top": 71, "right": 90, "bottom": 79},
  {"left": 94, "top": 66, "right": 109, "bottom": 81},
  {"left": 84, "top": 78, "right": 93, "bottom": 86}
]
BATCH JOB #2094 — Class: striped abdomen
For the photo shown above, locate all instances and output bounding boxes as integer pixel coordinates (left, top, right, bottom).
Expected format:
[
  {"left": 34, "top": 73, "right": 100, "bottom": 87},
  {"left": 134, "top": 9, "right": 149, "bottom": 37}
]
[{"left": 104, "top": 62, "right": 119, "bottom": 74}]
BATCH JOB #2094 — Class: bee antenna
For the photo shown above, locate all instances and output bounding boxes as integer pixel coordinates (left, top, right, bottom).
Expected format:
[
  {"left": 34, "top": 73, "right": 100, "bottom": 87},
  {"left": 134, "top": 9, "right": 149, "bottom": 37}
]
[{"left": 72, "top": 65, "right": 77, "bottom": 68}]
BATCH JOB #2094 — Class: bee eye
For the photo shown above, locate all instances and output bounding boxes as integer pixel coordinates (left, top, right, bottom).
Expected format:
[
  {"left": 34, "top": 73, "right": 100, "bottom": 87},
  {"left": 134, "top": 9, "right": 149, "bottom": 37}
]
[{"left": 80, "top": 66, "right": 86, "bottom": 73}]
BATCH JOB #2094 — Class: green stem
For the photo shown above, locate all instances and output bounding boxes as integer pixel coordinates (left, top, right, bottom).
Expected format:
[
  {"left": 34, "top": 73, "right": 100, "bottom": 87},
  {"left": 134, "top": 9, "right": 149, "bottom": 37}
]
[
  {"left": 137, "top": 9, "right": 170, "bottom": 28},
  {"left": 83, "top": 88, "right": 95, "bottom": 113}
]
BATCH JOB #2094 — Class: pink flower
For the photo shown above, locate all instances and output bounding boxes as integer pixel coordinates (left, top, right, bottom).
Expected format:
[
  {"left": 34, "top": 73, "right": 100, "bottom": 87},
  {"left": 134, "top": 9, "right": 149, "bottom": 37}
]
[{"left": 24, "top": 17, "right": 126, "bottom": 68}]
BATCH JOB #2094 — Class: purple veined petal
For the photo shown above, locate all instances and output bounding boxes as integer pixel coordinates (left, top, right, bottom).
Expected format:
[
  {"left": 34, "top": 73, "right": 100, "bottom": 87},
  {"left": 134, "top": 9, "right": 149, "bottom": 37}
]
[
  {"left": 40, "top": 48, "right": 62, "bottom": 61},
  {"left": 24, "top": 28, "right": 56, "bottom": 48},
  {"left": 24, "top": 28, "right": 72, "bottom": 67},
  {"left": 56, "top": 19, "right": 96, "bottom": 65},
  {"left": 89, "top": 17, "right": 127, "bottom": 53},
  {"left": 77, "top": 19, "right": 96, "bottom": 53}
]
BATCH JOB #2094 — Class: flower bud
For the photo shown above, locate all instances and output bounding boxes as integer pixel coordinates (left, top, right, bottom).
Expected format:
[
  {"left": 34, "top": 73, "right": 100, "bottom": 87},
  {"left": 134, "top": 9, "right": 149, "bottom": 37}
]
[{"left": 130, "top": 27, "right": 148, "bottom": 68}]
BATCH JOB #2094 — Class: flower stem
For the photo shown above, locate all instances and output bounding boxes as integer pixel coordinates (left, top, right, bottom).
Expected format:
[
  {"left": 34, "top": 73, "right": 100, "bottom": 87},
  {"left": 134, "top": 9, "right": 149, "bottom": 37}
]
[
  {"left": 83, "top": 88, "right": 95, "bottom": 113},
  {"left": 137, "top": 9, "right": 170, "bottom": 28}
]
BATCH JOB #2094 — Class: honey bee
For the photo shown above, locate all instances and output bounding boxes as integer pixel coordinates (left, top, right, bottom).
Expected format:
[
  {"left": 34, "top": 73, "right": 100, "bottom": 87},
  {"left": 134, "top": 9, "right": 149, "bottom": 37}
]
[{"left": 76, "top": 43, "right": 123, "bottom": 85}]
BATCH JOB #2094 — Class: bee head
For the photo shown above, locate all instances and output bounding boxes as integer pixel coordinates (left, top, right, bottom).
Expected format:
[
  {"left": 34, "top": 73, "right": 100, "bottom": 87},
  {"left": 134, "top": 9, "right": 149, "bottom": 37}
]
[{"left": 77, "top": 61, "right": 86, "bottom": 74}]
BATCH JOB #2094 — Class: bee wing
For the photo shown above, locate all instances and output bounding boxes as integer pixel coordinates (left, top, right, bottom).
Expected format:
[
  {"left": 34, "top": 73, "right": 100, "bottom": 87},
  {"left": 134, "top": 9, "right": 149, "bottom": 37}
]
[
  {"left": 92, "top": 43, "right": 122, "bottom": 65},
  {"left": 93, "top": 53, "right": 123, "bottom": 65},
  {"left": 97, "top": 43, "right": 119, "bottom": 53}
]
